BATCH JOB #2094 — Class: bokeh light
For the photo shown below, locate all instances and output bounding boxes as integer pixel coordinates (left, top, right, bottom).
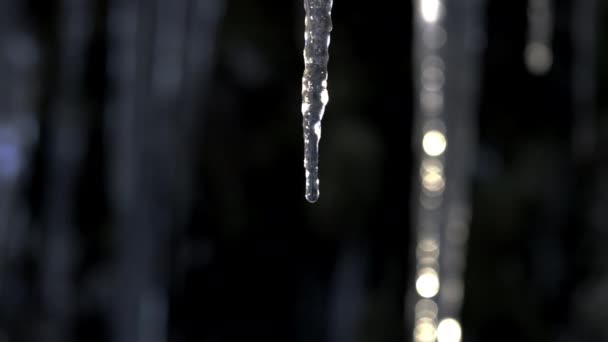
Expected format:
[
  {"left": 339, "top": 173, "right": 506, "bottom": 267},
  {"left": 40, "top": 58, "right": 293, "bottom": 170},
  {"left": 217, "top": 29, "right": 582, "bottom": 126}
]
[
  {"left": 437, "top": 318, "right": 462, "bottom": 342},
  {"left": 416, "top": 267, "right": 440, "bottom": 298},
  {"left": 422, "top": 130, "right": 447, "bottom": 156}
]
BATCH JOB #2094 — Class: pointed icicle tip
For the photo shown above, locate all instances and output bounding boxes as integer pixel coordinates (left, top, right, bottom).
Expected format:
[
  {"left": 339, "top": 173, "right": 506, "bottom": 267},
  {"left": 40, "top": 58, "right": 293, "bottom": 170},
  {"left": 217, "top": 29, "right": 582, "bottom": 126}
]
[{"left": 306, "top": 192, "right": 319, "bottom": 203}]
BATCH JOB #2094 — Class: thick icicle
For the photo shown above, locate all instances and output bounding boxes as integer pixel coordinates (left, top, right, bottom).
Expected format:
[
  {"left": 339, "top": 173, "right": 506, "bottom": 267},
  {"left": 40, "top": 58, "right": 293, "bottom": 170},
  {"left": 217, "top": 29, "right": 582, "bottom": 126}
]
[
  {"left": 301, "top": 0, "right": 333, "bottom": 203},
  {"left": 407, "top": 0, "right": 484, "bottom": 338},
  {"left": 407, "top": 1, "right": 448, "bottom": 339}
]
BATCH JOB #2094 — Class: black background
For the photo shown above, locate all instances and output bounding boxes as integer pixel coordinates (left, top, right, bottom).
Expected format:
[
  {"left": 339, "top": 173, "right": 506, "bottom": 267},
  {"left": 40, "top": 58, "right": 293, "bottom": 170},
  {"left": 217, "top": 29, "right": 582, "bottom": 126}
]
[{"left": 3, "top": 0, "right": 608, "bottom": 341}]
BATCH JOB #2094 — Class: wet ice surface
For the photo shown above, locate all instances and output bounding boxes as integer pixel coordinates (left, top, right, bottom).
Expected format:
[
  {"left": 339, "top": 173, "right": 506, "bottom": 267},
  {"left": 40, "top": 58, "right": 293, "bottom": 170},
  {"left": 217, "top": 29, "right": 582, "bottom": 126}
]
[{"left": 301, "top": 0, "right": 333, "bottom": 203}]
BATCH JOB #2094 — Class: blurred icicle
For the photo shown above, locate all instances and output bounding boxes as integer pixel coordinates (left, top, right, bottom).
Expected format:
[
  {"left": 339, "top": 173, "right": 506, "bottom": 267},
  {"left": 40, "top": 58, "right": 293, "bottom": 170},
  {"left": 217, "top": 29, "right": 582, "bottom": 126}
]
[
  {"left": 408, "top": 0, "right": 484, "bottom": 340},
  {"left": 105, "top": 0, "right": 224, "bottom": 341},
  {"left": 328, "top": 241, "right": 368, "bottom": 342},
  {"left": 39, "top": 1, "right": 94, "bottom": 341},
  {"left": 408, "top": 0, "right": 448, "bottom": 340},
  {"left": 176, "top": 0, "right": 226, "bottom": 221},
  {"left": 571, "top": 0, "right": 597, "bottom": 161},
  {"left": 106, "top": 0, "right": 160, "bottom": 341},
  {"left": 0, "top": 0, "right": 39, "bottom": 317},
  {"left": 525, "top": 0, "right": 554, "bottom": 75},
  {"left": 439, "top": 0, "right": 484, "bottom": 329}
]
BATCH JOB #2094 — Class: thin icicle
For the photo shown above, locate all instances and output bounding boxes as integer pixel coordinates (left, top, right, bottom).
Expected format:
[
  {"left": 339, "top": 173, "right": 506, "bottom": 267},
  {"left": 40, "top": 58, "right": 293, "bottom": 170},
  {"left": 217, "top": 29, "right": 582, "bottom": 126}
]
[
  {"left": 40, "top": 1, "right": 93, "bottom": 341},
  {"left": 436, "top": 0, "right": 484, "bottom": 327},
  {"left": 301, "top": 0, "right": 333, "bottom": 203},
  {"left": 105, "top": 1, "right": 147, "bottom": 341},
  {"left": 525, "top": 0, "right": 554, "bottom": 75},
  {"left": 571, "top": 0, "right": 597, "bottom": 161},
  {"left": 0, "top": 0, "right": 39, "bottom": 276}
]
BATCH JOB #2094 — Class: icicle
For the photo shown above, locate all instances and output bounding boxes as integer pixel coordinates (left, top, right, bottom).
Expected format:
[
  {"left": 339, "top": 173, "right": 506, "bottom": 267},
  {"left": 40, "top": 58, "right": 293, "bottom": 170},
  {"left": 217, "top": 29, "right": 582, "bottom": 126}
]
[
  {"left": 0, "top": 0, "right": 39, "bottom": 262},
  {"left": 525, "top": 0, "right": 554, "bottom": 75},
  {"left": 175, "top": 0, "right": 225, "bottom": 219},
  {"left": 301, "top": 0, "right": 333, "bottom": 203},
  {"left": 408, "top": 0, "right": 484, "bottom": 340},
  {"left": 0, "top": 3, "right": 40, "bottom": 339},
  {"left": 40, "top": 1, "right": 93, "bottom": 341},
  {"left": 571, "top": 0, "right": 597, "bottom": 161},
  {"left": 105, "top": 0, "right": 224, "bottom": 341},
  {"left": 105, "top": 1, "right": 161, "bottom": 341},
  {"left": 436, "top": 0, "right": 484, "bottom": 331},
  {"left": 408, "top": 1, "right": 447, "bottom": 340}
]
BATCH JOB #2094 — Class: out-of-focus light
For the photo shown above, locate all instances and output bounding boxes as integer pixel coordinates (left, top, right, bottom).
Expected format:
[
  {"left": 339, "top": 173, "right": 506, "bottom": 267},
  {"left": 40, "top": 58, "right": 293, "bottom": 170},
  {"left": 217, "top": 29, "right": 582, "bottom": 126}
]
[
  {"left": 420, "top": 193, "right": 443, "bottom": 210},
  {"left": 446, "top": 220, "right": 469, "bottom": 245},
  {"left": 416, "top": 267, "right": 440, "bottom": 298},
  {"left": 422, "top": 26, "right": 447, "bottom": 49},
  {"left": 420, "top": 0, "right": 442, "bottom": 23},
  {"left": 414, "top": 318, "right": 437, "bottom": 342},
  {"left": 441, "top": 279, "right": 464, "bottom": 304},
  {"left": 417, "top": 238, "right": 439, "bottom": 254},
  {"left": 525, "top": 42, "right": 553, "bottom": 75},
  {"left": 437, "top": 318, "right": 462, "bottom": 342},
  {"left": 420, "top": 91, "right": 444, "bottom": 114},
  {"left": 416, "top": 238, "right": 440, "bottom": 266},
  {"left": 0, "top": 127, "right": 24, "bottom": 180},
  {"left": 422, "top": 130, "right": 447, "bottom": 156},
  {"left": 421, "top": 159, "right": 445, "bottom": 193},
  {"left": 422, "top": 66, "right": 445, "bottom": 92},
  {"left": 415, "top": 299, "right": 438, "bottom": 320},
  {"left": 422, "top": 55, "right": 445, "bottom": 71}
]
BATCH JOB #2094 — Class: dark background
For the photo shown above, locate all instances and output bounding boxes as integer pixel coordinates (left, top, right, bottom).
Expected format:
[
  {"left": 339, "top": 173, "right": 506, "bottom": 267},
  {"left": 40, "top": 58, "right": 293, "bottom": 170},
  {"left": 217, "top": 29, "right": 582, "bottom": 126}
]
[{"left": 0, "top": 0, "right": 606, "bottom": 341}]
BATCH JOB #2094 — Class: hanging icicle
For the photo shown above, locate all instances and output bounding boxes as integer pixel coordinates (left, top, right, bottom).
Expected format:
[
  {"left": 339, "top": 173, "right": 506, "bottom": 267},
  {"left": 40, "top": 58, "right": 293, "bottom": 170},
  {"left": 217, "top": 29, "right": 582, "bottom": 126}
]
[
  {"left": 301, "top": 0, "right": 333, "bottom": 203},
  {"left": 525, "top": 0, "right": 554, "bottom": 75}
]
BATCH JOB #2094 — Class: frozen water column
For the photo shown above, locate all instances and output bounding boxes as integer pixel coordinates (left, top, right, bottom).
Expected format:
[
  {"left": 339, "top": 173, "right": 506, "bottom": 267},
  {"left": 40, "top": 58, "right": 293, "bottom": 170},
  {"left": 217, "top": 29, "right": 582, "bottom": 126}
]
[{"left": 301, "top": 0, "right": 333, "bottom": 203}]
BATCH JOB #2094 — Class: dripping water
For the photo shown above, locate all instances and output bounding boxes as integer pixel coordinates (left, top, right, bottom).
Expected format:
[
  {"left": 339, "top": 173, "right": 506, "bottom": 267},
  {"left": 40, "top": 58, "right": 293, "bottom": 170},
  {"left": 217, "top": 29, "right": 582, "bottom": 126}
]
[{"left": 301, "top": 0, "right": 333, "bottom": 203}]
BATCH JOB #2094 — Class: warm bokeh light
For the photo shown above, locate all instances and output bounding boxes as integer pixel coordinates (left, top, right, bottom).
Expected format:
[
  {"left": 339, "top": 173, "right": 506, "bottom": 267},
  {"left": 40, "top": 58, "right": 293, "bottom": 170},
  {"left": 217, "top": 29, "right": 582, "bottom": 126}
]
[
  {"left": 422, "top": 130, "right": 447, "bottom": 156},
  {"left": 417, "top": 238, "right": 439, "bottom": 254},
  {"left": 421, "top": 158, "right": 445, "bottom": 193},
  {"left": 416, "top": 238, "right": 439, "bottom": 264},
  {"left": 416, "top": 267, "right": 440, "bottom": 298},
  {"left": 414, "top": 318, "right": 437, "bottom": 342},
  {"left": 420, "top": 0, "right": 442, "bottom": 23},
  {"left": 525, "top": 42, "right": 553, "bottom": 75},
  {"left": 415, "top": 299, "right": 438, "bottom": 320},
  {"left": 437, "top": 318, "right": 462, "bottom": 342}
]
